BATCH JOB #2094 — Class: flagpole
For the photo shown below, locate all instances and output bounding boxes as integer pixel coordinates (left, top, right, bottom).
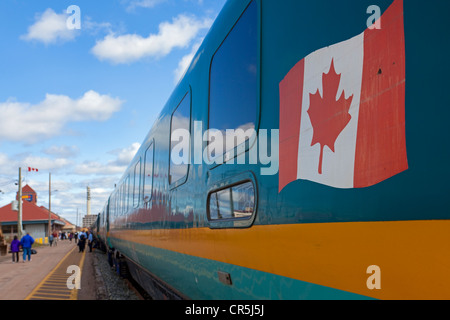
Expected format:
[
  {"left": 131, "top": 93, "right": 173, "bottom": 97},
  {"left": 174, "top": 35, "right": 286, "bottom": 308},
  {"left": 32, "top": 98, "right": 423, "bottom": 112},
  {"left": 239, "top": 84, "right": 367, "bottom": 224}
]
[
  {"left": 48, "top": 172, "right": 51, "bottom": 241},
  {"left": 17, "top": 167, "right": 23, "bottom": 239}
]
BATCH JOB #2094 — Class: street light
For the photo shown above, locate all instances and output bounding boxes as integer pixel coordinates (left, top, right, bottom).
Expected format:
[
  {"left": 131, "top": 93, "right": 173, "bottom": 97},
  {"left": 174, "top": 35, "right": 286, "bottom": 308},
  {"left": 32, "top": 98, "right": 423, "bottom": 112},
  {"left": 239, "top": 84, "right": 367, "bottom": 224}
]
[
  {"left": 48, "top": 173, "right": 51, "bottom": 241},
  {"left": 47, "top": 173, "right": 58, "bottom": 241}
]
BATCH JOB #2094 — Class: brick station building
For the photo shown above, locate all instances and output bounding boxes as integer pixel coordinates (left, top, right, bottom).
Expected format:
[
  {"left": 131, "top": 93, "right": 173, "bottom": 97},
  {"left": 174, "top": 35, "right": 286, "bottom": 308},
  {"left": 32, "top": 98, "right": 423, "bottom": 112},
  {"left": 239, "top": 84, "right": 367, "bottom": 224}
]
[{"left": 0, "top": 185, "right": 67, "bottom": 241}]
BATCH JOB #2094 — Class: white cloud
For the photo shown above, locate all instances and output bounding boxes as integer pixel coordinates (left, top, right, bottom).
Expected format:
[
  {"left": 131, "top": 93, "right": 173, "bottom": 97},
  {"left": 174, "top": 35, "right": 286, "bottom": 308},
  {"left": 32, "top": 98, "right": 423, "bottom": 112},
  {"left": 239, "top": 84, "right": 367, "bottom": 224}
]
[
  {"left": 0, "top": 91, "right": 124, "bottom": 143},
  {"left": 43, "top": 145, "right": 80, "bottom": 158},
  {"left": 0, "top": 153, "right": 15, "bottom": 176},
  {"left": 109, "top": 142, "right": 141, "bottom": 166},
  {"left": 73, "top": 161, "right": 125, "bottom": 176},
  {"left": 126, "top": 0, "right": 167, "bottom": 11},
  {"left": 91, "top": 14, "right": 212, "bottom": 64},
  {"left": 174, "top": 40, "right": 202, "bottom": 84},
  {"left": 21, "top": 8, "right": 78, "bottom": 44},
  {"left": 0, "top": 152, "right": 73, "bottom": 178},
  {"left": 22, "top": 155, "right": 73, "bottom": 172},
  {"left": 83, "top": 17, "right": 113, "bottom": 35},
  {"left": 74, "top": 142, "right": 141, "bottom": 176}
]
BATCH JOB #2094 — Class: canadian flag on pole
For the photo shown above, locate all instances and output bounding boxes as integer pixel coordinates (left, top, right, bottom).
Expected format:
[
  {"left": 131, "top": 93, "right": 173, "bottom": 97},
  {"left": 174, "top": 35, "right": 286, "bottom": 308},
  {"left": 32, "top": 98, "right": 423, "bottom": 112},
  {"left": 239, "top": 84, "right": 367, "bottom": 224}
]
[
  {"left": 279, "top": 0, "right": 408, "bottom": 191},
  {"left": 28, "top": 167, "right": 39, "bottom": 172}
]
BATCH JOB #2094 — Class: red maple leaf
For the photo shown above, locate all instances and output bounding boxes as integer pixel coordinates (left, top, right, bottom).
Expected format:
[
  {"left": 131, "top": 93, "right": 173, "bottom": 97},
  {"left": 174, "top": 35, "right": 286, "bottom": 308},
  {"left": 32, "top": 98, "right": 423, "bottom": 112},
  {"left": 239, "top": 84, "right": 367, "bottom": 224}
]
[{"left": 307, "top": 59, "right": 353, "bottom": 175}]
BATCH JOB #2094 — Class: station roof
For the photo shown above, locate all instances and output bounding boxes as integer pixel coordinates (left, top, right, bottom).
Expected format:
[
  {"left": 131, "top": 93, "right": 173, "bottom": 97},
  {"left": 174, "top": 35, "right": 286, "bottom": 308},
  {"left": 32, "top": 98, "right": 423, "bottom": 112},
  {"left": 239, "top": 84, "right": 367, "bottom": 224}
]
[{"left": 0, "top": 185, "right": 65, "bottom": 226}]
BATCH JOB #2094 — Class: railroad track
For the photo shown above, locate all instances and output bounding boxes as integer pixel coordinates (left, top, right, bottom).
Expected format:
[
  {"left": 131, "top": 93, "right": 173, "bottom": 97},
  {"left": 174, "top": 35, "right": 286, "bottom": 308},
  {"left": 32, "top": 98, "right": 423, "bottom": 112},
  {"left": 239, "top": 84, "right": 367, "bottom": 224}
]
[{"left": 124, "top": 276, "right": 152, "bottom": 300}]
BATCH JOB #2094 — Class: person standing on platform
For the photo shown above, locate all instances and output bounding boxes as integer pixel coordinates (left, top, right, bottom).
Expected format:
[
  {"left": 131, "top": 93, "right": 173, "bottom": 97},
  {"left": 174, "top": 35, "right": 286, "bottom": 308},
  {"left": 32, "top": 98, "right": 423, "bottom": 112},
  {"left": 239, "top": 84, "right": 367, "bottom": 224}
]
[
  {"left": 78, "top": 232, "right": 86, "bottom": 253},
  {"left": 52, "top": 231, "right": 58, "bottom": 246},
  {"left": 10, "top": 236, "right": 20, "bottom": 263},
  {"left": 49, "top": 233, "right": 54, "bottom": 247},
  {"left": 88, "top": 231, "right": 94, "bottom": 252},
  {"left": 20, "top": 232, "right": 34, "bottom": 262}
]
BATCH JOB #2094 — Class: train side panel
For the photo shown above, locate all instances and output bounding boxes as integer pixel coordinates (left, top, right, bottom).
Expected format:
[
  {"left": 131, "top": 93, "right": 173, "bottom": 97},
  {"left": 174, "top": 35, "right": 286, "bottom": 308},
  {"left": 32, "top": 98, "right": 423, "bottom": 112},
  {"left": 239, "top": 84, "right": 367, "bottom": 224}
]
[{"left": 106, "top": 0, "right": 450, "bottom": 300}]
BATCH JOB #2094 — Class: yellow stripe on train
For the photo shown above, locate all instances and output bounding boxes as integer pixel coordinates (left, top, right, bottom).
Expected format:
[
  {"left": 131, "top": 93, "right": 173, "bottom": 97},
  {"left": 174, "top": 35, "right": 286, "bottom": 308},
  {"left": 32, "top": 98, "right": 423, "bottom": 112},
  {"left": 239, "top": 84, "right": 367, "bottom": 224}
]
[{"left": 111, "top": 220, "right": 450, "bottom": 300}]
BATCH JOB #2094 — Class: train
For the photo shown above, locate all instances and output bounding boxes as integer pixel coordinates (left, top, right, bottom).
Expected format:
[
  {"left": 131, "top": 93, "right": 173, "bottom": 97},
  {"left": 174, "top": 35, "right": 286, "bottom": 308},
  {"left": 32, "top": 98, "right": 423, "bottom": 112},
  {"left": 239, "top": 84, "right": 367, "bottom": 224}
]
[{"left": 92, "top": 0, "right": 450, "bottom": 299}]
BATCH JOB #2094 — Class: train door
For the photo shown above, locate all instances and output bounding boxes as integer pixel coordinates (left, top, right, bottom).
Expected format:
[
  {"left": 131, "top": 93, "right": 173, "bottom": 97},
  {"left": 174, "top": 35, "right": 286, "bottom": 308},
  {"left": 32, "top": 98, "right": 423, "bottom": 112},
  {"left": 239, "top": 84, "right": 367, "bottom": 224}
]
[
  {"left": 205, "top": 0, "right": 260, "bottom": 229},
  {"left": 106, "top": 197, "right": 112, "bottom": 249},
  {"left": 168, "top": 90, "right": 194, "bottom": 228}
]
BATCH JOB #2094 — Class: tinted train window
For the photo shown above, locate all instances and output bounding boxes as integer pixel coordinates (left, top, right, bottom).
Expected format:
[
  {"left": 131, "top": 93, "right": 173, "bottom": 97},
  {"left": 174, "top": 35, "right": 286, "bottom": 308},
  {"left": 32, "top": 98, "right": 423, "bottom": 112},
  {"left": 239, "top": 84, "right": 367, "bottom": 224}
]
[
  {"left": 143, "top": 142, "right": 154, "bottom": 203},
  {"left": 209, "top": 0, "right": 258, "bottom": 158},
  {"left": 120, "top": 184, "right": 124, "bottom": 215},
  {"left": 208, "top": 181, "right": 255, "bottom": 221},
  {"left": 124, "top": 176, "right": 130, "bottom": 213},
  {"left": 210, "top": 189, "right": 232, "bottom": 220},
  {"left": 231, "top": 182, "right": 255, "bottom": 218},
  {"left": 133, "top": 159, "right": 141, "bottom": 208},
  {"left": 170, "top": 92, "right": 191, "bottom": 185}
]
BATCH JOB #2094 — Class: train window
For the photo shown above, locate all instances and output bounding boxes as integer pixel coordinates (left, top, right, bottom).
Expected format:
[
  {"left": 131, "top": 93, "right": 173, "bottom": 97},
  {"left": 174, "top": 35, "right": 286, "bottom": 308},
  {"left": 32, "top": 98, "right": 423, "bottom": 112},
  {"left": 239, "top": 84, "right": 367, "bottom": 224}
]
[
  {"left": 121, "top": 183, "right": 126, "bottom": 215},
  {"left": 111, "top": 194, "right": 115, "bottom": 219},
  {"left": 208, "top": 0, "right": 258, "bottom": 160},
  {"left": 169, "top": 92, "right": 191, "bottom": 185},
  {"left": 112, "top": 194, "right": 116, "bottom": 219},
  {"left": 208, "top": 181, "right": 255, "bottom": 221},
  {"left": 119, "top": 184, "right": 123, "bottom": 216},
  {"left": 216, "top": 189, "right": 233, "bottom": 219},
  {"left": 117, "top": 192, "right": 120, "bottom": 217},
  {"left": 231, "top": 182, "right": 254, "bottom": 219},
  {"left": 118, "top": 184, "right": 122, "bottom": 216},
  {"left": 209, "top": 193, "right": 220, "bottom": 220},
  {"left": 125, "top": 175, "right": 130, "bottom": 213},
  {"left": 143, "top": 142, "right": 154, "bottom": 203},
  {"left": 133, "top": 159, "right": 141, "bottom": 208}
]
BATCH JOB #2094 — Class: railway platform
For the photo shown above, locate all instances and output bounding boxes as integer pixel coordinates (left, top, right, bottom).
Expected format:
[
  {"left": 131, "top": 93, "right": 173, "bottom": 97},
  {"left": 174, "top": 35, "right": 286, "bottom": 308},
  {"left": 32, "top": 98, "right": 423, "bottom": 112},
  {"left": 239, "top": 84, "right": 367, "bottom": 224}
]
[{"left": 0, "top": 240, "right": 97, "bottom": 300}]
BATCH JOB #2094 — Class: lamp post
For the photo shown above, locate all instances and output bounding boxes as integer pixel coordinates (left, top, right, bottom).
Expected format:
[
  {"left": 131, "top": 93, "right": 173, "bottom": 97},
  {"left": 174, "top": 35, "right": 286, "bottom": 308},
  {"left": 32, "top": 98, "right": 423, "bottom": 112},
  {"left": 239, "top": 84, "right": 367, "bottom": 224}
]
[
  {"left": 48, "top": 173, "right": 51, "bottom": 241},
  {"left": 47, "top": 173, "right": 59, "bottom": 241},
  {"left": 18, "top": 167, "right": 23, "bottom": 239}
]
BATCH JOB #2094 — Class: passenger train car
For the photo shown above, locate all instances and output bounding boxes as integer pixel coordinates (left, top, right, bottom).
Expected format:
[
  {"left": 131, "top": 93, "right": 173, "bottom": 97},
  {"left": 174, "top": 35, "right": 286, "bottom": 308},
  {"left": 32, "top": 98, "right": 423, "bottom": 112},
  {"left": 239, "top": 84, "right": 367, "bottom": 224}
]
[{"left": 95, "top": 0, "right": 450, "bottom": 299}]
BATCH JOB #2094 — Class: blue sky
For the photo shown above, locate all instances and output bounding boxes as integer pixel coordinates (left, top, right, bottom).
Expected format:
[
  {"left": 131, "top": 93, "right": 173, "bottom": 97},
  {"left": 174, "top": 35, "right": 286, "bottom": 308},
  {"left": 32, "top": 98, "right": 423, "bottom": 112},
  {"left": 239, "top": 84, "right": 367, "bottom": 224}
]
[{"left": 0, "top": 0, "right": 226, "bottom": 226}]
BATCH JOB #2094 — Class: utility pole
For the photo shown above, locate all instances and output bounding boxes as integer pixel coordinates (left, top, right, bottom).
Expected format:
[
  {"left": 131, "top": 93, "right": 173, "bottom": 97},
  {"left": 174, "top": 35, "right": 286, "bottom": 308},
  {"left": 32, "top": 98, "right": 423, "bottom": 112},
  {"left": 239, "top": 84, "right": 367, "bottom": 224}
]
[
  {"left": 48, "top": 172, "right": 51, "bottom": 240},
  {"left": 17, "top": 167, "right": 23, "bottom": 239}
]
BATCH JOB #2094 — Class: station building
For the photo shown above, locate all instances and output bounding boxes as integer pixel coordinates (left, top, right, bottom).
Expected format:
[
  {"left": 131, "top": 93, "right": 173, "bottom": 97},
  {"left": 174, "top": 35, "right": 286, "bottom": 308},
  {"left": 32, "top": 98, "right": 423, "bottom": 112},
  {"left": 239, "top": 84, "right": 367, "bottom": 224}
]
[
  {"left": 82, "top": 214, "right": 98, "bottom": 229},
  {"left": 0, "top": 185, "right": 70, "bottom": 241}
]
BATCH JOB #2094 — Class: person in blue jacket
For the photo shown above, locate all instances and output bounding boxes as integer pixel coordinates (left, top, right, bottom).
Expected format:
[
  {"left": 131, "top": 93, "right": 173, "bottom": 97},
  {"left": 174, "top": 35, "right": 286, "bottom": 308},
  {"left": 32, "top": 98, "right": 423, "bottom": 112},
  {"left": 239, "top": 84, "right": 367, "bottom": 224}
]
[
  {"left": 20, "top": 232, "right": 34, "bottom": 262},
  {"left": 10, "top": 236, "right": 21, "bottom": 263}
]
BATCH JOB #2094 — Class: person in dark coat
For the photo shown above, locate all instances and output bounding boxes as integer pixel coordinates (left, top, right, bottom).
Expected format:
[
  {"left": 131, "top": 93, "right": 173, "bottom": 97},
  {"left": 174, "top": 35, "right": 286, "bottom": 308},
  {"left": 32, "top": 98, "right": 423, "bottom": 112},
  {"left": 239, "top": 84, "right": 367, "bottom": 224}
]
[
  {"left": 10, "top": 236, "right": 21, "bottom": 263},
  {"left": 78, "top": 233, "right": 86, "bottom": 253}
]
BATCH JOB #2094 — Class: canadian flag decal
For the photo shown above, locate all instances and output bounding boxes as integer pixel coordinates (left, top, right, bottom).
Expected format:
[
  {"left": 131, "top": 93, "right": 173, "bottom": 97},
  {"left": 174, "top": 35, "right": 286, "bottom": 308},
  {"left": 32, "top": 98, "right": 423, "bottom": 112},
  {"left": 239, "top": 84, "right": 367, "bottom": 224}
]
[
  {"left": 279, "top": 0, "right": 408, "bottom": 191},
  {"left": 307, "top": 59, "right": 354, "bottom": 176}
]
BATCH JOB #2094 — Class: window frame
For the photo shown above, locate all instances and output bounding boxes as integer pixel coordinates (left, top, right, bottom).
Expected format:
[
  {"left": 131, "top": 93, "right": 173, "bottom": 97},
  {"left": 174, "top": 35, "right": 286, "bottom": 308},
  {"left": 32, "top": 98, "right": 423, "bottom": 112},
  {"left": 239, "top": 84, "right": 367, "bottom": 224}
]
[
  {"left": 124, "top": 175, "right": 130, "bottom": 214},
  {"left": 206, "top": 171, "right": 258, "bottom": 229},
  {"left": 169, "top": 89, "right": 192, "bottom": 189},
  {"left": 207, "top": 0, "right": 261, "bottom": 169},
  {"left": 133, "top": 158, "right": 141, "bottom": 208},
  {"left": 143, "top": 141, "right": 155, "bottom": 204}
]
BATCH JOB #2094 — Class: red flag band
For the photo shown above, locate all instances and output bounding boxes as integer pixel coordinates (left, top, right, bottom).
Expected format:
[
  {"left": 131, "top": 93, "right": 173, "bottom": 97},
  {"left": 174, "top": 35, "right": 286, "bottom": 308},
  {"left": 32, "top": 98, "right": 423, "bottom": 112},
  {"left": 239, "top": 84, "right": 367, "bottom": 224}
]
[{"left": 28, "top": 167, "right": 39, "bottom": 172}]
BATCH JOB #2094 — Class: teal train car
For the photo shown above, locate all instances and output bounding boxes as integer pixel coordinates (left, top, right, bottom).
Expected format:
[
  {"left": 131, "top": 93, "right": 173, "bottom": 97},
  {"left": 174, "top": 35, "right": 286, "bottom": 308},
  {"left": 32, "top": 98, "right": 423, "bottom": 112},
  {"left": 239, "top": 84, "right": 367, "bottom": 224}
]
[{"left": 98, "top": 0, "right": 450, "bottom": 299}]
